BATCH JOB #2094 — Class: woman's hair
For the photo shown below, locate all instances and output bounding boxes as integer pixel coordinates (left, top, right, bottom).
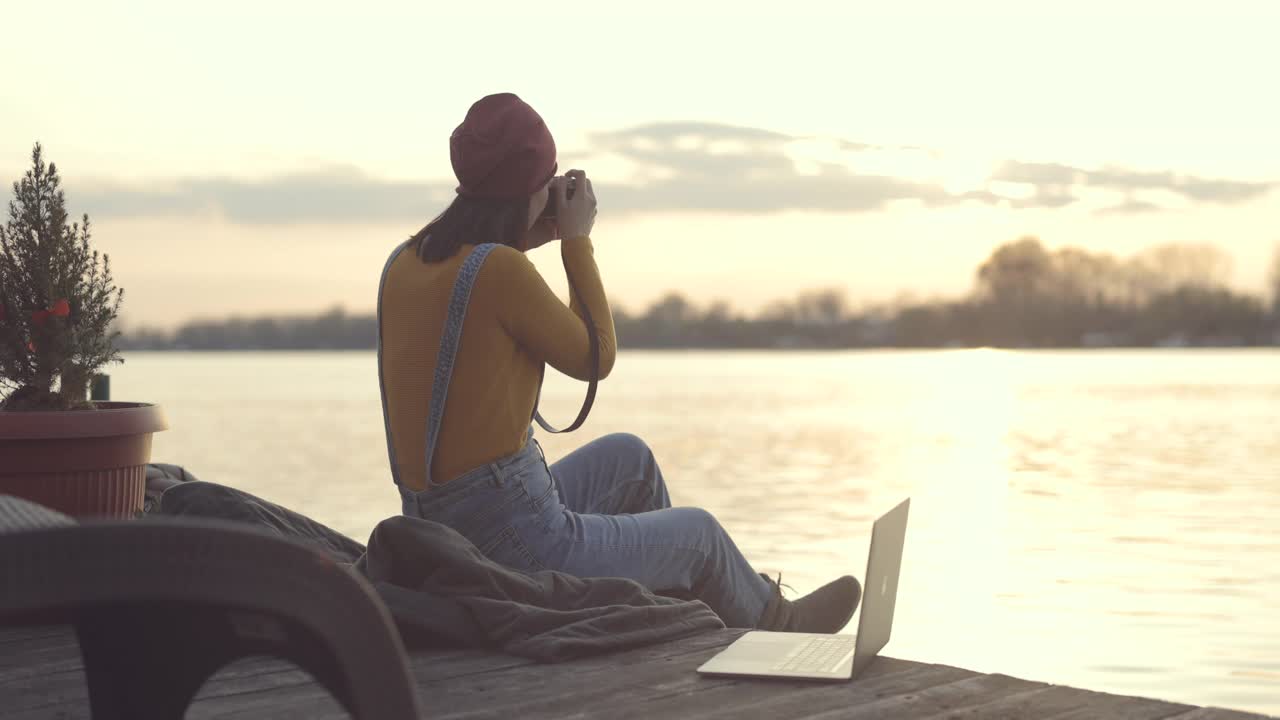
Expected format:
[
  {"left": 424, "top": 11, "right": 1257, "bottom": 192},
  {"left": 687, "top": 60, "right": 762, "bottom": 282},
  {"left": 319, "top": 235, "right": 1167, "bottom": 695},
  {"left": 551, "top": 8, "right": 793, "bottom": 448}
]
[{"left": 410, "top": 194, "right": 531, "bottom": 263}]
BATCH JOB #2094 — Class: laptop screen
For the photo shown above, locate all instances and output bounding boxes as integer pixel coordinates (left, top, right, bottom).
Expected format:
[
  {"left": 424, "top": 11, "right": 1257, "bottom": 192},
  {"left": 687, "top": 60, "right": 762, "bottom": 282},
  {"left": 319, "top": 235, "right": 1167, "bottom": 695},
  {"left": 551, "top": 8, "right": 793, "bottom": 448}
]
[{"left": 852, "top": 497, "right": 910, "bottom": 676}]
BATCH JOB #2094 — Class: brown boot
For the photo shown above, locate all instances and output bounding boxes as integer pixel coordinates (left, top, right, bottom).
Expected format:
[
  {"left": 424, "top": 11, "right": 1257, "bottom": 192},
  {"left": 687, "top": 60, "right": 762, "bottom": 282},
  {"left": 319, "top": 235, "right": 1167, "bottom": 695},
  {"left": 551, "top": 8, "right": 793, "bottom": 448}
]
[{"left": 757, "top": 574, "right": 861, "bottom": 634}]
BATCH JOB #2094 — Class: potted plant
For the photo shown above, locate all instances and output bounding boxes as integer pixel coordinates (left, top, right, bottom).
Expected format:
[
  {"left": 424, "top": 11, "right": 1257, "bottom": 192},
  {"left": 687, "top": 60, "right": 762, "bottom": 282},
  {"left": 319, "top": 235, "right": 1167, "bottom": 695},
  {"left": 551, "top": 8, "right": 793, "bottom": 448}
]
[{"left": 0, "top": 144, "right": 166, "bottom": 518}]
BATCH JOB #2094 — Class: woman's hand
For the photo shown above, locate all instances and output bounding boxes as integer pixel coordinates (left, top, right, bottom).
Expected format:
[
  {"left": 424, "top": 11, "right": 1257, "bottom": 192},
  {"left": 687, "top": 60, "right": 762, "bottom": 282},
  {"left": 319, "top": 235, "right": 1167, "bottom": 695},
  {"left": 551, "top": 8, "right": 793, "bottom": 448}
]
[{"left": 554, "top": 169, "right": 597, "bottom": 241}]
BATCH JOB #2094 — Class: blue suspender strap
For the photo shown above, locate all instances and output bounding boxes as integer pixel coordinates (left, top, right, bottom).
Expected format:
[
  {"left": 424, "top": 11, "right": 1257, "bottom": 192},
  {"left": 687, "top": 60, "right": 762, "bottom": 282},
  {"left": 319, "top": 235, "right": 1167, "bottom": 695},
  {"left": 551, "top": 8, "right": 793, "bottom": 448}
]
[
  {"left": 380, "top": 239, "right": 595, "bottom": 488},
  {"left": 421, "top": 243, "right": 500, "bottom": 488}
]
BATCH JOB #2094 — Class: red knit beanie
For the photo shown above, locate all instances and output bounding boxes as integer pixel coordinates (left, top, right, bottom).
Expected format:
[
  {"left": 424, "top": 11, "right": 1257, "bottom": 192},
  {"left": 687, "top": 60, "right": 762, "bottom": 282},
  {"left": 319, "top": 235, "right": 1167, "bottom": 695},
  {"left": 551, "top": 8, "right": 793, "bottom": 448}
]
[{"left": 450, "top": 93, "right": 557, "bottom": 199}]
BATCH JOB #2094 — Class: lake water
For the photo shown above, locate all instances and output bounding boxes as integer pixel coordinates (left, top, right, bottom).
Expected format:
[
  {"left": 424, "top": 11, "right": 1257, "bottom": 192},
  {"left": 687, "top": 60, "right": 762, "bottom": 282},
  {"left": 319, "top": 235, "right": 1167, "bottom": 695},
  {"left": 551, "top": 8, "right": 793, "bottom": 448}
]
[{"left": 109, "top": 349, "right": 1279, "bottom": 715}]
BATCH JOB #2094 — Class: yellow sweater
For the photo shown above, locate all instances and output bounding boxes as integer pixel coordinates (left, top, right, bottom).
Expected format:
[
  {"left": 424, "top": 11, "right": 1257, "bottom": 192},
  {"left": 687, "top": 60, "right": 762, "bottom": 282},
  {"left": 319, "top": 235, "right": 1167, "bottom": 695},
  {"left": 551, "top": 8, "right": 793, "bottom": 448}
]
[{"left": 379, "top": 236, "right": 617, "bottom": 491}]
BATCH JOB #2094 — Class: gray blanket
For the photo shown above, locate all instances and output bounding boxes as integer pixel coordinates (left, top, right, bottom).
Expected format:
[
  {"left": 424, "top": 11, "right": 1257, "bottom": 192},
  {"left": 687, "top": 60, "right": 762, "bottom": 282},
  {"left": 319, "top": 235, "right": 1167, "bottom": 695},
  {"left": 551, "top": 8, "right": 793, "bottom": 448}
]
[{"left": 154, "top": 477, "right": 725, "bottom": 662}]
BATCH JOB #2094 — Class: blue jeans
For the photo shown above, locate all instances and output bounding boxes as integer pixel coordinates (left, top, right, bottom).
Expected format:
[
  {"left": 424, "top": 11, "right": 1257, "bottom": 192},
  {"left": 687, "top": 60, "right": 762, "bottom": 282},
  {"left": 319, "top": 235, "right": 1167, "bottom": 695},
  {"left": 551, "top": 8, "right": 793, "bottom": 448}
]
[{"left": 400, "top": 433, "right": 774, "bottom": 628}]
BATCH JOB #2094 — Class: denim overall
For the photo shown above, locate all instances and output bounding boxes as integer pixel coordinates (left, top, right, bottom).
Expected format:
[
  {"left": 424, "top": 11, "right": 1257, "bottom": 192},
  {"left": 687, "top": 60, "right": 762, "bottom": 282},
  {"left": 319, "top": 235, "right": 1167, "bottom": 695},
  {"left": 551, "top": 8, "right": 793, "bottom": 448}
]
[{"left": 375, "top": 241, "right": 772, "bottom": 627}]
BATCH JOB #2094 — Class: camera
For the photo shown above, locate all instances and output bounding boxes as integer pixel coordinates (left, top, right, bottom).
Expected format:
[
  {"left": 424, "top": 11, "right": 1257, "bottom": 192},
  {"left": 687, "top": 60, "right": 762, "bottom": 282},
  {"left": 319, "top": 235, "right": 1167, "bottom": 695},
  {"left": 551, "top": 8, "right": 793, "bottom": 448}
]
[{"left": 541, "top": 176, "right": 577, "bottom": 219}]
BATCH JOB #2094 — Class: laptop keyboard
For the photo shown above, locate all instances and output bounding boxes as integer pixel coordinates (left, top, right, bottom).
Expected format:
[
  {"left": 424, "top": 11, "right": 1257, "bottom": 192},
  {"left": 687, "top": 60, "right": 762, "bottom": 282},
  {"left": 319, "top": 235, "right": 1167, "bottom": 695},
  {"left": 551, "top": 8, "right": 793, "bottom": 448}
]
[{"left": 771, "top": 635, "right": 858, "bottom": 674}]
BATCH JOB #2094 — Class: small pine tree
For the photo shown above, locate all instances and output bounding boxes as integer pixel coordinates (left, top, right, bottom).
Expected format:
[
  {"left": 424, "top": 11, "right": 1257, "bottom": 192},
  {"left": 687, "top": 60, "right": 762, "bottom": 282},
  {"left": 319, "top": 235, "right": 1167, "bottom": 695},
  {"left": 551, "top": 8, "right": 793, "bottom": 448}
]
[{"left": 0, "top": 144, "right": 124, "bottom": 411}]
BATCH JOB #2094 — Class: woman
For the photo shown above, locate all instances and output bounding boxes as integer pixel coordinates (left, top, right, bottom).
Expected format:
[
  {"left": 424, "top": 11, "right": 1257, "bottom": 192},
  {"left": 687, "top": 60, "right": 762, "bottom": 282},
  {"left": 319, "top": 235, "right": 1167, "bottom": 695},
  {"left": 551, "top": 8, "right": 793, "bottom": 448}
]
[{"left": 376, "top": 93, "right": 860, "bottom": 631}]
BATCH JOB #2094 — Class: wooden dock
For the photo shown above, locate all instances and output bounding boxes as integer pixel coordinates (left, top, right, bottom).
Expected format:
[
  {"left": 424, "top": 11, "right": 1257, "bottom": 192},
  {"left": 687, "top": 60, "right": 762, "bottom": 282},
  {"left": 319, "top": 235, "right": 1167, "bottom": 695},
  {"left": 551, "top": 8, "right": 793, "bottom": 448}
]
[{"left": 1, "top": 625, "right": 1273, "bottom": 719}]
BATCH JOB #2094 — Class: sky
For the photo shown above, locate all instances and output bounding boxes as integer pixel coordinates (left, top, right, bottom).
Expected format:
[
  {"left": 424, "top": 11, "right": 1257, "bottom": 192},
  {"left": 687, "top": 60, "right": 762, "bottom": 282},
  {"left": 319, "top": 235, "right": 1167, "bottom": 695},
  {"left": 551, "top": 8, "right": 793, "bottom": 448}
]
[{"left": 1, "top": 1, "right": 1277, "bottom": 330}]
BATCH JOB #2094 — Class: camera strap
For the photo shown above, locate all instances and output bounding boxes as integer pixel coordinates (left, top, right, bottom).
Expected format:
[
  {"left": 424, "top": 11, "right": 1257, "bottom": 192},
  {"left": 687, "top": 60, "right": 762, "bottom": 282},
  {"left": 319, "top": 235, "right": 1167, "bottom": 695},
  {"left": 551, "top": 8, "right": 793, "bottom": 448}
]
[{"left": 531, "top": 269, "right": 598, "bottom": 434}]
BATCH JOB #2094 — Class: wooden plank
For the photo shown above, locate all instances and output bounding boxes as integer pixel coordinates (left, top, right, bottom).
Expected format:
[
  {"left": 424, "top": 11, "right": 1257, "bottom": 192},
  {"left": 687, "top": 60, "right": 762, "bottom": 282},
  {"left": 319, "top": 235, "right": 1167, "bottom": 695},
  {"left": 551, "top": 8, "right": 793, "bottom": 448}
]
[
  {"left": 0, "top": 628, "right": 88, "bottom": 716},
  {"left": 0, "top": 627, "right": 325, "bottom": 710},
  {"left": 187, "top": 687, "right": 349, "bottom": 720},
  {"left": 0, "top": 626, "right": 78, "bottom": 656},
  {"left": 6, "top": 702, "right": 90, "bottom": 720},
  {"left": 0, "top": 640, "right": 524, "bottom": 714},
  {"left": 415, "top": 630, "right": 754, "bottom": 719},
  {"left": 419, "top": 644, "right": 955, "bottom": 720},
  {"left": 403, "top": 647, "right": 536, "bottom": 683},
  {"left": 0, "top": 625, "right": 74, "bottom": 647},
  {"left": 1040, "top": 688, "right": 1195, "bottom": 720},
  {"left": 185, "top": 650, "right": 538, "bottom": 718},
  {"left": 196, "top": 658, "right": 321, "bottom": 697},
  {"left": 3, "top": 626, "right": 1275, "bottom": 720},
  {"left": 625, "top": 661, "right": 976, "bottom": 720},
  {"left": 0, "top": 639, "right": 540, "bottom": 717},
  {"left": 185, "top": 629, "right": 745, "bottom": 719},
  {"left": 903, "top": 683, "right": 1183, "bottom": 720},
  {"left": 421, "top": 654, "right": 751, "bottom": 718},
  {"left": 187, "top": 647, "right": 538, "bottom": 712},
  {"left": 0, "top": 636, "right": 82, "bottom": 678},
  {"left": 796, "top": 672, "right": 1050, "bottom": 719},
  {"left": 181, "top": 630, "right": 738, "bottom": 719},
  {"left": 1, "top": 644, "right": 308, "bottom": 715},
  {"left": 1, "top": 665, "right": 89, "bottom": 714},
  {"left": 0, "top": 638, "right": 541, "bottom": 718},
  {"left": 641, "top": 670, "right": 1032, "bottom": 720},
  {"left": 409, "top": 628, "right": 743, "bottom": 688},
  {"left": 190, "top": 685, "right": 346, "bottom": 719}
]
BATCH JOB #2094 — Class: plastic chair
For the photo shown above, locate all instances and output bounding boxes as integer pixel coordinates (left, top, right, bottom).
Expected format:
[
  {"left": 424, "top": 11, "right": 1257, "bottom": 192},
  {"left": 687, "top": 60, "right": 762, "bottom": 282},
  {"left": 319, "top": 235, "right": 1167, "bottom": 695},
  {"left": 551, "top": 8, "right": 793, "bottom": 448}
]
[{"left": 0, "top": 495, "right": 420, "bottom": 719}]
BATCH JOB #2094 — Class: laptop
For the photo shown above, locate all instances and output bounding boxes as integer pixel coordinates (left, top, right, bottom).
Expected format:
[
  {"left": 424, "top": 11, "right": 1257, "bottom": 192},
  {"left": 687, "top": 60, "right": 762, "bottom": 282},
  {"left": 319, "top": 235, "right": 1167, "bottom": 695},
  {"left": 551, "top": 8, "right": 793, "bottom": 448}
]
[{"left": 696, "top": 497, "right": 910, "bottom": 681}]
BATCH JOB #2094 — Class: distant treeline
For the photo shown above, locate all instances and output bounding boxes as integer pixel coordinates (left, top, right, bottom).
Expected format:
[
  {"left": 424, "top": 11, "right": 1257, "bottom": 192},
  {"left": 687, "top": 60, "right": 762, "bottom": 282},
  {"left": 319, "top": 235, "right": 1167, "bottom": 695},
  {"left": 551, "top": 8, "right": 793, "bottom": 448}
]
[{"left": 118, "top": 237, "right": 1280, "bottom": 351}]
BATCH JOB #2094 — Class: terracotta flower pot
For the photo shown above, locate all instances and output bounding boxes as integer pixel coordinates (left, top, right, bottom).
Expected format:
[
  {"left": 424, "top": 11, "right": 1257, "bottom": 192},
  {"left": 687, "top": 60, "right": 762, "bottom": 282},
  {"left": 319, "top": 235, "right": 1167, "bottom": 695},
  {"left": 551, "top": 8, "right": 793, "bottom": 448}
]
[{"left": 0, "top": 402, "right": 168, "bottom": 518}]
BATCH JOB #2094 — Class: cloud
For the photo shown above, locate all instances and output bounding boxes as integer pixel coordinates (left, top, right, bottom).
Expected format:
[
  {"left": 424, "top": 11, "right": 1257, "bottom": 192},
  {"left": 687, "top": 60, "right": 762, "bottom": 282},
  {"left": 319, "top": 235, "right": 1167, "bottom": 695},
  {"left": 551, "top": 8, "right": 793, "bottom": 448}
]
[
  {"left": 1096, "top": 200, "right": 1164, "bottom": 215},
  {"left": 594, "top": 122, "right": 792, "bottom": 146},
  {"left": 579, "top": 122, "right": 962, "bottom": 214},
  {"left": 73, "top": 167, "right": 455, "bottom": 225},
  {"left": 991, "top": 161, "right": 1083, "bottom": 187},
  {"left": 993, "top": 160, "right": 1274, "bottom": 210},
  {"left": 57, "top": 123, "right": 1275, "bottom": 224},
  {"left": 1173, "top": 177, "right": 1272, "bottom": 203}
]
